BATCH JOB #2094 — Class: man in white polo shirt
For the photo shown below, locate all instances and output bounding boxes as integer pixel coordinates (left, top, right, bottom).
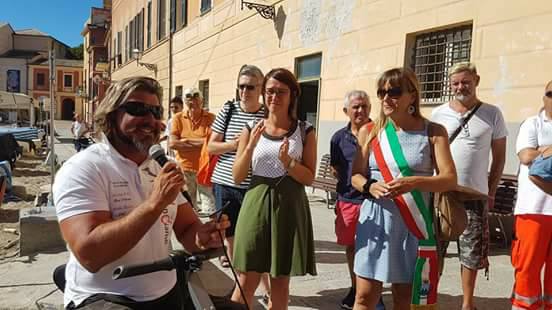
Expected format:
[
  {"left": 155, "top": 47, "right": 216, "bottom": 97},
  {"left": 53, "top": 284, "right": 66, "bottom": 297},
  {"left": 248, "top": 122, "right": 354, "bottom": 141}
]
[
  {"left": 53, "top": 76, "right": 229, "bottom": 309},
  {"left": 431, "top": 62, "right": 508, "bottom": 310},
  {"left": 511, "top": 80, "right": 552, "bottom": 310}
]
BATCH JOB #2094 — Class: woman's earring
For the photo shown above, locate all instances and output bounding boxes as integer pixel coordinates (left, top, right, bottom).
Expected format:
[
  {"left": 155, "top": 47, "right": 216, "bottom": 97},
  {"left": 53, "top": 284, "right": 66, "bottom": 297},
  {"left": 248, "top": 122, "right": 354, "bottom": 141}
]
[{"left": 408, "top": 104, "right": 416, "bottom": 115}]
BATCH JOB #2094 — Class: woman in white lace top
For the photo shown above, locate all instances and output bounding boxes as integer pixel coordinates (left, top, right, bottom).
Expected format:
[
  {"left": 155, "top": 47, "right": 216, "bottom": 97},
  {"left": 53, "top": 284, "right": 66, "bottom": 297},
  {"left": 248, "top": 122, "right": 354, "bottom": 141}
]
[{"left": 231, "top": 68, "right": 317, "bottom": 309}]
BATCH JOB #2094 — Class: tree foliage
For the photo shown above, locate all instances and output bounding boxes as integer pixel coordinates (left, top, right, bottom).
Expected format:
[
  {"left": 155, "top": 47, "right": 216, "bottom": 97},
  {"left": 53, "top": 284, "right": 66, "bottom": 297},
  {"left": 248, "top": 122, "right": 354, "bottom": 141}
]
[{"left": 69, "top": 44, "right": 84, "bottom": 60}]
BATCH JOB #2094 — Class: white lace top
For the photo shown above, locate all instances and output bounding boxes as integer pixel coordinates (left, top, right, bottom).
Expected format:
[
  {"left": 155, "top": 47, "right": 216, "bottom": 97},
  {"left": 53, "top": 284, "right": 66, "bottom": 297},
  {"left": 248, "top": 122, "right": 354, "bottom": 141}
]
[{"left": 248, "top": 120, "right": 313, "bottom": 178}]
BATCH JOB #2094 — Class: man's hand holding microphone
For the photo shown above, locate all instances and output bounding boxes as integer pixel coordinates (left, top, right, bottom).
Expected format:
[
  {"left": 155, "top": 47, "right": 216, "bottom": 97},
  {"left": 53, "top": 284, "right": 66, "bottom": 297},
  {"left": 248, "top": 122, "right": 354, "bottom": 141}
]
[{"left": 148, "top": 144, "right": 230, "bottom": 251}]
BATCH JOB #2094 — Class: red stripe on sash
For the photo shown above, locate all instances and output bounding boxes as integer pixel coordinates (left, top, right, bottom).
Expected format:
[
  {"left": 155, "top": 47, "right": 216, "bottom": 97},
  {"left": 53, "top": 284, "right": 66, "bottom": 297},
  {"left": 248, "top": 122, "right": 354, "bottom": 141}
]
[
  {"left": 371, "top": 137, "right": 425, "bottom": 239},
  {"left": 419, "top": 249, "right": 439, "bottom": 304}
]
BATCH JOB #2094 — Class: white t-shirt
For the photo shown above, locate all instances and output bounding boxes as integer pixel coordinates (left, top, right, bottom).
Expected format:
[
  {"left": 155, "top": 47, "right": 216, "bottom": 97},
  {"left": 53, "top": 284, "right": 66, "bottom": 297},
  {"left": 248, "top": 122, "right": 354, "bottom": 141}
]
[
  {"left": 165, "top": 117, "right": 174, "bottom": 137},
  {"left": 514, "top": 110, "right": 552, "bottom": 215},
  {"left": 53, "top": 136, "right": 186, "bottom": 307},
  {"left": 431, "top": 102, "right": 508, "bottom": 194},
  {"left": 71, "top": 121, "right": 87, "bottom": 139}
]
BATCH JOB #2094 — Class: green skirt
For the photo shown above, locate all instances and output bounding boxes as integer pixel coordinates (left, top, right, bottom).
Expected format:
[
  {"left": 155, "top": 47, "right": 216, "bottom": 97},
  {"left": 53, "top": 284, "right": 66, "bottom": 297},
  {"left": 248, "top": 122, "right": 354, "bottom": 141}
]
[{"left": 232, "top": 175, "right": 317, "bottom": 277}]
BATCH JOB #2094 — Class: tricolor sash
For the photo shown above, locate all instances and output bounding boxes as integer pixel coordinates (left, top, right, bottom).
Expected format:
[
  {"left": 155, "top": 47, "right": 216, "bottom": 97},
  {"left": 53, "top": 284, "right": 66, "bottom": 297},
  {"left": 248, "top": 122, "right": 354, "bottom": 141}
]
[{"left": 371, "top": 122, "right": 439, "bottom": 309}]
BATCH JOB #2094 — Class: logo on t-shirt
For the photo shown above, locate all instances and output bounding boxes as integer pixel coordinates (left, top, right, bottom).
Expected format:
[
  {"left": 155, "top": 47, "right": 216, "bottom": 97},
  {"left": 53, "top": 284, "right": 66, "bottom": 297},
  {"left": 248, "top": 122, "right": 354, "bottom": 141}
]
[{"left": 160, "top": 208, "right": 173, "bottom": 245}]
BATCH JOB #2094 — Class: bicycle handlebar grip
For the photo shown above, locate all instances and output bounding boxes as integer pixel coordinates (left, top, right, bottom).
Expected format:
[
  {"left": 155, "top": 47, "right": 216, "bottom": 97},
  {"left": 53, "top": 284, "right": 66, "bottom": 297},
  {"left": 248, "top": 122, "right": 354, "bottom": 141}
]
[
  {"left": 112, "top": 257, "right": 174, "bottom": 280},
  {"left": 191, "top": 247, "right": 224, "bottom": 261}
]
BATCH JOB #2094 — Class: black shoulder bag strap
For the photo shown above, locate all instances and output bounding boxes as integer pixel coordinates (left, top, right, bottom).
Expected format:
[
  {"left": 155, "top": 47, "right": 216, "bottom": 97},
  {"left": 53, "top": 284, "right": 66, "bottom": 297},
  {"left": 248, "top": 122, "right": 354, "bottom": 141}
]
[
  {"left": 448, "top": 102, "right": 482, "bottom": 144},
  {"left": 222, "top": 100, "right": 235, "bottom": 141}
]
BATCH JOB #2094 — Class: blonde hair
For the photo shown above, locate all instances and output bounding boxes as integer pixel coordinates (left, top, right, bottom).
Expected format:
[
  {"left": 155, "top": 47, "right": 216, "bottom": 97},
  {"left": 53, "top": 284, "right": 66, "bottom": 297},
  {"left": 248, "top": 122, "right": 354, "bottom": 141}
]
[
  {"left": 367, "top": 67, "right": 423, "bottom": 143},
  {"left": 94, "top": 76, "right": 162, "bottom": 138},
  {"left": 448, "top": 62, "right": 477, "bottom": 77}
]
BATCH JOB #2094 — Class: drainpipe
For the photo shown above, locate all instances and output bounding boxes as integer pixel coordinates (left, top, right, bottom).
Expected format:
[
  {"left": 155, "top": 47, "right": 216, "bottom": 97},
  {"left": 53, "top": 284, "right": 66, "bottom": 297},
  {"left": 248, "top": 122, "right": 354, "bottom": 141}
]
[{"left": 167, "top": 0, "right": 174, "bottom": 115}]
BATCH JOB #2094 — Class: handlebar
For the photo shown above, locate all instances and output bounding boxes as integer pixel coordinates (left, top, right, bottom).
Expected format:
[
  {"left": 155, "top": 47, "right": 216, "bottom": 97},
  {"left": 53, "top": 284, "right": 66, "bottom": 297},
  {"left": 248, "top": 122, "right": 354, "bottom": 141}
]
[
  {"left": 113, "top": 256, "right": 174, "bottom": 280},
  {"left": 112, "top": 248, "right": 224, "bottom": 280}
]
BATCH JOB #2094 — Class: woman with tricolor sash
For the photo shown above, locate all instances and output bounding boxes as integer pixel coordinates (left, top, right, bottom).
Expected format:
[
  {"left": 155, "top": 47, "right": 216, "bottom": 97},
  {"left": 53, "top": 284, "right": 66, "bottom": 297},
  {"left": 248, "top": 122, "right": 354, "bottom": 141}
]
[{"left": 351, "top": 67, "right": 457, "bottom": 310}]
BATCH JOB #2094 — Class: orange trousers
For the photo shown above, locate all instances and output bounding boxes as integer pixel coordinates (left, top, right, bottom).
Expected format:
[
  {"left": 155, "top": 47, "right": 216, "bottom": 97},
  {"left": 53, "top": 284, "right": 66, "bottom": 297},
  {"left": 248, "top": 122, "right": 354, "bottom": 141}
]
[{"left": 511, "top": 214, "right": 552, "bottom": 310}]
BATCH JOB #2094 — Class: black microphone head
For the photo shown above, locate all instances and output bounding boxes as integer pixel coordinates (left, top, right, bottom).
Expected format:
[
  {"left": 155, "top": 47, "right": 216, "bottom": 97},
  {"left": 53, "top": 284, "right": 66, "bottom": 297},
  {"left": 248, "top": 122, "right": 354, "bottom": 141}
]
[{"left": 148, "top": 144, "right": 165, "bottom": 160}]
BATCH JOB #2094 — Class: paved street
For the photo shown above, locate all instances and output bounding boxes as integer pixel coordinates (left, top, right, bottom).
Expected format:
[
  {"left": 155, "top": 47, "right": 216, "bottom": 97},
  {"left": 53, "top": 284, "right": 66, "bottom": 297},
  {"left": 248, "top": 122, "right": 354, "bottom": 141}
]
[{"left": 0, "top": 196, "right": 514, "bottom": 309}]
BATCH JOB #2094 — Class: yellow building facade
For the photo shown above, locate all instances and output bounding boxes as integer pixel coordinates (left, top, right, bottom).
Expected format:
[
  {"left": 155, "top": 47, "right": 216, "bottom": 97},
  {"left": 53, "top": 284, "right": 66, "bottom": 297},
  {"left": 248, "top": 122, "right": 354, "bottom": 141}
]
[
  {"left": 28, "top": 59, "right": 84, "bottom": 120},
  {"left": 110, "top": 0, "right": 552, "bottom": 174}
]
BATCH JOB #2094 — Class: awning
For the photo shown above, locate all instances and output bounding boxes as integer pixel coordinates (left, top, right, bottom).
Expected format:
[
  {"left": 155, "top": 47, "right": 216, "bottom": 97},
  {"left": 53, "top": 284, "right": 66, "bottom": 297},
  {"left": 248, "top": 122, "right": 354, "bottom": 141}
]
[{"left": 0, "top": 91, "right": 32, "bottom": 110}]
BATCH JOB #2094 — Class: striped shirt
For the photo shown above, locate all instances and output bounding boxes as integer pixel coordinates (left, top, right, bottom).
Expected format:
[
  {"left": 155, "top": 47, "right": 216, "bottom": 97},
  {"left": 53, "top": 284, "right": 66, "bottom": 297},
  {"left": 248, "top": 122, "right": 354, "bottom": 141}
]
[{"left": 211, "top": 100, "right": 265, "bottom": 188}]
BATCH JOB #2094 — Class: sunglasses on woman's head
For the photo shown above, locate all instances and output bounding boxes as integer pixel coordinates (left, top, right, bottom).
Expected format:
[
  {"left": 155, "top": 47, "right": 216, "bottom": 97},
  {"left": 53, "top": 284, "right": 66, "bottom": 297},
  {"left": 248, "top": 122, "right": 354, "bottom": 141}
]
[
  {"left": 119, "top": 101, "right": 163, "bottom": 119},
  {"left": 377, "top": 87, "right": 403, "bottom": 99},
  {"left": 545, "top": 91, "right": 552, "bottom": 98}
]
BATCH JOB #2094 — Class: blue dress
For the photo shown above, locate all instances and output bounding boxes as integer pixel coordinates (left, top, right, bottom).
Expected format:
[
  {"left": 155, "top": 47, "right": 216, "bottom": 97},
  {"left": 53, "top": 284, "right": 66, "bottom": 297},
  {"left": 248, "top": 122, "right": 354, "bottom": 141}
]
[{"left": 354, "top": 123, "right": 433, "bottom": 283}]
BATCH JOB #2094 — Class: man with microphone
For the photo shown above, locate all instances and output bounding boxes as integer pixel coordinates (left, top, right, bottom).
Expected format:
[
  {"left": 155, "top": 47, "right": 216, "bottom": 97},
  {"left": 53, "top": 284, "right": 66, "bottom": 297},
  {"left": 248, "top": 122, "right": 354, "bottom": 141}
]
[{"left": 53, "top": 76, "right": 229, "bottom": 309}]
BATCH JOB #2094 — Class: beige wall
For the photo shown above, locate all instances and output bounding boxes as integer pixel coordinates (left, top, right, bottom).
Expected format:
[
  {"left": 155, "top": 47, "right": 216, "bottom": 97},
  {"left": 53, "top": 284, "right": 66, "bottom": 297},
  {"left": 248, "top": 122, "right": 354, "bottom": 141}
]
[
  {"left": 111, "top": 39, "right": 170, "bottom": 111},
  {"left": 111, "top": 0, "right": 168, "bottom": 56},
  {"left": 162, "top": 0, "right": 552, "bottom": 120},
  {"left": 0, "top": 24, "right": 14, "bottom": 55},
  {"left": 13, "top": 35, "right": 50, "bottom": 51},
  {"left": 111, "top": 0, "right": 171, "bottom": 117},
  {"left": 110, "top": 0, "right": 552, "bottom": 174}
]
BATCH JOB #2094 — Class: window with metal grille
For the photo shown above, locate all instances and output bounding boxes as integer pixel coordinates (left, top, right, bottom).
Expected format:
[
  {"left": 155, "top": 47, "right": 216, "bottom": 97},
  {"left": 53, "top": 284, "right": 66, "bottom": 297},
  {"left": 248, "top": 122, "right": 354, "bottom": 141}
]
[
  {"left": 410, "top": 25, "right": 472, "bottom": 104},
  {"left": 199, "top": 79, "right": 209, "bottom": 110}
]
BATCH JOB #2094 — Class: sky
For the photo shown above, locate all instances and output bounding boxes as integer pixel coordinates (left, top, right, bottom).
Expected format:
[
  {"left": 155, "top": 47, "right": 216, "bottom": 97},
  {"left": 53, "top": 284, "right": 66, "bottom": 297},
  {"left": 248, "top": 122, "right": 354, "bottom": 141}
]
[{"left": 0, "top": 0, "right": 104, "bottom": 47}]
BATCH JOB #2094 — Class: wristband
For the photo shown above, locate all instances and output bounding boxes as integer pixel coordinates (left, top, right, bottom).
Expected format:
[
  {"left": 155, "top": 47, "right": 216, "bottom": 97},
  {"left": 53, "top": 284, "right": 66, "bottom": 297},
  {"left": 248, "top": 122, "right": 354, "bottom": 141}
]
[{"left": 362, "top": 179, "right": 377, "bottom": 199}]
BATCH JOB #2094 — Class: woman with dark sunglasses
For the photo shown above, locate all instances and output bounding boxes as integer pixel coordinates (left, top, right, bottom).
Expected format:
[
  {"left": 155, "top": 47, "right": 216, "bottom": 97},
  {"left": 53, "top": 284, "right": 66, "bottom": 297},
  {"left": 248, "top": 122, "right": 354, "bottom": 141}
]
[
  {"left": 351, "top": 68, "right": 456, "bottom": 310},
  {"left": 206, "top": 65, "right": 269, "bottom": 293}
]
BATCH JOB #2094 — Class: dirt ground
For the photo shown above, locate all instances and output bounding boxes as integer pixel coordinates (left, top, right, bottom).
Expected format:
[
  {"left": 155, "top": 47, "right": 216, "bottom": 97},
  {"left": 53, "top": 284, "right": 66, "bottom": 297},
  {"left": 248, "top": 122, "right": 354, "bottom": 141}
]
[{"left": 0, "top": 153, "right": 51, "bottom": 260}]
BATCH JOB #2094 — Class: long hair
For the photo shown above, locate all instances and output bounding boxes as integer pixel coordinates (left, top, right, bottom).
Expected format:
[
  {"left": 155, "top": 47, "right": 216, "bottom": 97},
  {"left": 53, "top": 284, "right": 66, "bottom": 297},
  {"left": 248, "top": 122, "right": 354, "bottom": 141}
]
[
  {"left": 94, "top": 76, "right": 163, "bottom": 138},
  {"left": 368, "top": 67, "right": 423, "bottom": 143},
  {"left": 262, "top": 68, "right": 301, "bottom": 120},
  {"left": 235, "top": 64, "right": 264, "bottom": 101}
]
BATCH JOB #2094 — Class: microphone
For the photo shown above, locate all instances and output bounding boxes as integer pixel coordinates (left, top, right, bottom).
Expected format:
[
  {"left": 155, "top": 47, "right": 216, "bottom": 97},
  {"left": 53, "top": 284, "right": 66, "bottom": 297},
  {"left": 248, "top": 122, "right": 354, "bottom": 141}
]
[{"left": 148, "top": 144, "right": 194, "bottom": 207}]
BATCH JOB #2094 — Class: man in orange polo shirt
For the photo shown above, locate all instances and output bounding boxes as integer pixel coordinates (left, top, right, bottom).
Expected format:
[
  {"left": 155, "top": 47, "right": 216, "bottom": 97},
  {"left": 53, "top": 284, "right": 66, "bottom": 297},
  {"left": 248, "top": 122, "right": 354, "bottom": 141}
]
[{"left": 170, "top": 88, "right": 215, "bottom": 215}]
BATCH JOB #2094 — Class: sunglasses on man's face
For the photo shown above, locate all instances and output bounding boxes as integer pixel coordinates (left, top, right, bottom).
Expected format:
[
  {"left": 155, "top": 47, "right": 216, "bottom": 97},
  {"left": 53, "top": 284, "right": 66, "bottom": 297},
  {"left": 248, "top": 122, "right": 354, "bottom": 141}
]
[
  {"left": 545, "top": 91, "right": 552, "bottom": 98},
  {"left": 120, "top": 101, "right": 163, "bottom": 119},
  {"left": 238, "top": 84, "right": 257, "bottom": 91},
  {"left": 185, "top": 93, "right": 200, "bottom": 99},
  {"left": 377, "top": 87, "right": 403, "bottom": 99}
]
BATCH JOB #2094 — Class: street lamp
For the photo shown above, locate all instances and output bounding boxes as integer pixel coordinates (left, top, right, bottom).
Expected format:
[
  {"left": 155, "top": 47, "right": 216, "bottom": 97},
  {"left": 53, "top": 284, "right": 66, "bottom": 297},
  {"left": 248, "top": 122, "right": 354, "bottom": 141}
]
[
  {"left": 241, "top": 1, "right": 275, "bottom": 20},
  {"left": 132, "top": 49, "right": 157, "bottom": 73}
]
